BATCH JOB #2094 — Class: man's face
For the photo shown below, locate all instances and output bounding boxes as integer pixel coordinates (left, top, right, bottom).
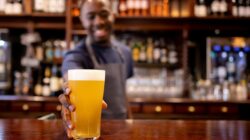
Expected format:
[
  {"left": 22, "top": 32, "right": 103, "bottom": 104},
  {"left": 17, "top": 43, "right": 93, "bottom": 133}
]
[{"left": 80, "top": 0, "right": 114, "bottom": 44}]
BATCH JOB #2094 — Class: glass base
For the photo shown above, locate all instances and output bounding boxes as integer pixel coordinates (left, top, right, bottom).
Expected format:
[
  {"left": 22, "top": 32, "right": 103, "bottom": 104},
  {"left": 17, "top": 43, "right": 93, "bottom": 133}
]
[{"left": 73, "top": 136, "right": 100, "bottom": 140}]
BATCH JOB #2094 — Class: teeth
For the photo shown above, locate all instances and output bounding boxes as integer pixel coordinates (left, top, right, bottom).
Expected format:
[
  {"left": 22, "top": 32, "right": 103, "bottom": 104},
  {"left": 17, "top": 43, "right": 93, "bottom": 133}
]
[{"left": 95, "top": 29, "right": 107, "bottom": 37}]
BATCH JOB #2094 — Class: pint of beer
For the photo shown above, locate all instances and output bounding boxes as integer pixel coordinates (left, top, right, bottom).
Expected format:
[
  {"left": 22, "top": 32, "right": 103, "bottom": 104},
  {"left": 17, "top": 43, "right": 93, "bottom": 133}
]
[{"left": 68, "top": 69, "right": 105, "bottom": 139}]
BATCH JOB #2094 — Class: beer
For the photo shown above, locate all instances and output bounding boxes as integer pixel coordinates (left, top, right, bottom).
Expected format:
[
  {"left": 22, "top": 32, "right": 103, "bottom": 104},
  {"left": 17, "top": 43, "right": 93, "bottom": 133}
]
[{"left": 68, "top": 69, "right": 105, "bottom": 139}]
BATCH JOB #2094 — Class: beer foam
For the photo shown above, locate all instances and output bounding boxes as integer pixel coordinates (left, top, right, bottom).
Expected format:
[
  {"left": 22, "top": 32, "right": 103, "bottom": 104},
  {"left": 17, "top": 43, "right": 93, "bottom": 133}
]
[{"left": 68, "top": 69, "right": 105, "bottom": 81}]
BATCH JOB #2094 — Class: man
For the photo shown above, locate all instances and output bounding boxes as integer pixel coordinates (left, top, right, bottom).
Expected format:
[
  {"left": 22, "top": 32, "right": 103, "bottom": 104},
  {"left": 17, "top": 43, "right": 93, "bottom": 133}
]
[{"left": 58, "top": 0, "right": 134, "bottom": 138}]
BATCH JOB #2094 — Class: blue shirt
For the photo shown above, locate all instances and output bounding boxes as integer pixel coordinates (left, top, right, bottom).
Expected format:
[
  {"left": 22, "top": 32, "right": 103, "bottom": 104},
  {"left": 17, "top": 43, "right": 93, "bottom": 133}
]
[{"left": 62, "top": 39, "right": 134, "bottom": 78}]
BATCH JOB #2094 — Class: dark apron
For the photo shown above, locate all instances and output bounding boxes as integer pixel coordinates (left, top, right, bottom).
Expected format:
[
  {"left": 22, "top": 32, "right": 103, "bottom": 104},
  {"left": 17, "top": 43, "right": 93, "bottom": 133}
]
[{"left": 85, "top": 39, "right": 128, "bottom": 119}]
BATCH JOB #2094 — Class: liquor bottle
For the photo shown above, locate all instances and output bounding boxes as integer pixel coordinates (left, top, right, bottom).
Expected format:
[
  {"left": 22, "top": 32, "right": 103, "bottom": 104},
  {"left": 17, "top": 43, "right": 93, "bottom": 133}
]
[
  {"left": 162, "top": 0, "right": 169, "bottom": 16},
  {"left": 141, "top": 0, "right": 149, "bottom": 16},
  {"left": 160, "top": 39, "right": 167, "bottom": 64},
  {"left": 247, "top": 0, "right": 250, "bottom": 16},
  {"left": 14, "top": 71, "right": 22, "bottom": 95},
  {"left": 170, "top": 0, "right": 180, "bottom": 17},
  {"left": 111, "top": 0, "right": 119, "bottom": 15},
  {"left": 34, "top": 69, "right": 43, "bottom": 96},
  {"left": 156, "top": 0, "right": 162, "bottom": 16},
  {"left": 238, "top": 0, "right": 246, "bottom": 17},
  {"left": 134, "top": 0, "right": 141, "bottom": 16},
  {"left": 232, "top": 0, "right": 238, "bottom": 16},
  {"left": 53, "top": 40, "right": 63, "bottom": 64},
  {"left": 220, "top": 0, "right": 228, "bottom": 16},
  {"left": 146, "top": 38, "right": 153, "bottom": 63},
  {"left": 168, "top": 44, "right": 178, "bottom": 65},
  {"left": 150, "top": 0, "right": 156, "bottom": 16},
  {"left": 225, "top": 46, "right": 236, "bottom": 83},
  {"left": 50, "top": 65, "right": 60, "bottom": 96},
  {"left": 13, "top": 0, "right": 22, "bottom": 14},
  {"left": 127, "top": 0, "right": 134, "bottom": 16},
  {"left": 210, "top": 0, "right": 220, "bottom": 16},
  {"left": 42, "top": 66, "right": 51, "bottom": 96},
  {"left": 44, "top": 40, "right": 54, "bottom": 63},
  {"left": 35, "top": 43, "right": 44, "bottom": 61},
  {"left": 194, "top": 0, "right": 207, "bottom": 17},
  {"left": 0, "top": 0, "right": 7, "bottom": 12},
  {"left": 42, "top": 0, "right": 49, "bottom": 13},
  {"left": 119, "top": 0, "right": 127, "bottom": 16},
  {"left": 139, "top": 42, "right": 147, "bottom": 63},
  {"left": 153, "top": 40, "right": 161, "bottom": 63},
  {"left": 5, "top": 0, "right": 13, "bottom": 14},
  {"left": 57, "top": 0, "right": 65, "bottom": 13},
  {"left": 22, "top": 68, "right": 33, "bottom": 95},
  {"left": 132, "top": 42, "right": 140, "bottom": 62},
  {"left": 34, "top": 0, "right": 44, "bottom": 12}
]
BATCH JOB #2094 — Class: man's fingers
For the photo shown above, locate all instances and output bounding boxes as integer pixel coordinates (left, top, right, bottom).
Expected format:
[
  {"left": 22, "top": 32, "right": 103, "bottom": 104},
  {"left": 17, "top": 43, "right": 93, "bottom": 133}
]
[
  {"left": 58, "top": 94, "right": 75, "bottom": 112},
  {"left": 102, "top": 100, "right": 107, "bottom": 109},
  {"left": 62, "top": 106, "right": 74, "bottom": 130}
]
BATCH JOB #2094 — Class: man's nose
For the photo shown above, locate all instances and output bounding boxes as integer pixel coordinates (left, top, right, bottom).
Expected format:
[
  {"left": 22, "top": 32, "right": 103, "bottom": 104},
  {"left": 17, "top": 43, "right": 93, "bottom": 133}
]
[{"left": 93, "top": 15, "right": 105, "bottom": 25}]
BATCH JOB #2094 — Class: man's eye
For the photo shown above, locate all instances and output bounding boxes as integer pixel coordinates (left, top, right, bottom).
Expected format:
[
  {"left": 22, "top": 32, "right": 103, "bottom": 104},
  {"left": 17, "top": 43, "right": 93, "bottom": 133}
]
[
  {"left": 87, "top": 14, "right": 95, "bottom": 20},
  {"left": 99, "top": 12, "right": 109, "bottom": 18}
]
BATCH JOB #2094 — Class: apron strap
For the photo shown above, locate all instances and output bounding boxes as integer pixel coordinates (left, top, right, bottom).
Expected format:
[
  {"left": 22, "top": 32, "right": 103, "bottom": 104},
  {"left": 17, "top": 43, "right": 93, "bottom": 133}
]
[{"left": 85, "top": 37, "right": 101, "bottom": 68}]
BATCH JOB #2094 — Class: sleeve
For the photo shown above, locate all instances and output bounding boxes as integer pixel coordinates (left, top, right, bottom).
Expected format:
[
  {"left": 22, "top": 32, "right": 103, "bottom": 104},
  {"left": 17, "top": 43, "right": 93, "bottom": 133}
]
[{"left": 61, "top": 51, "right": 84, "bottom": 76}]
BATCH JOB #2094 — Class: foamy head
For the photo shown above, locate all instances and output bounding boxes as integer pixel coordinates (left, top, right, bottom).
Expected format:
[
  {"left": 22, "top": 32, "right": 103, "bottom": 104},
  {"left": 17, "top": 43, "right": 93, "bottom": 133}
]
[{"left": 68, "top": 69, "right": 105, "bottom": 81}]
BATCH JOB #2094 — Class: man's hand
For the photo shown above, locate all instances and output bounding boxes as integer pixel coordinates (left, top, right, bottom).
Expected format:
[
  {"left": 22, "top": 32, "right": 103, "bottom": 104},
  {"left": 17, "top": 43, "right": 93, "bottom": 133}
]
[{"left": 58, "top": 82, "right": 107, "bottom": 138}]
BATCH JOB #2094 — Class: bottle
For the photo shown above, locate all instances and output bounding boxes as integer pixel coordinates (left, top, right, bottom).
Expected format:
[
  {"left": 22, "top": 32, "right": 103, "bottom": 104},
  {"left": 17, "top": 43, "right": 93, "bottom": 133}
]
[
  {"left": 232, "top": 0, "right": 238, "bottom": 16},
  {"left": 57, "top": 0, "right": 65, "bottom": 13},
  {"left": 134, "top": 0, "right": 141, "bottom": 16},
  {"left": 5, "top": 0, "right": 13, "bottom": 14},
  {"left": 127, "top": 0, "right": 134, "bottom": 16},
  {"left": 156, "top": 0, "right": 162, "bottom": 16},
  {"left": 220, "top": 0, "right": 228, "bottom": 16},
  {"left": 194, "top": 0, "right": 207, "bottom": 17},
  {"left": 119, "top": 0, "right": 127, "bottom": 16},
  {"left": 146, "top": 38, "right": 153, "bottom": 63},
  {"left": 170, "top": 0, "right": 180, "bottom": 17},
  {"left": 0, "top": 0, "right": 7, "bottom": 12},
  {"left": 226, "top": 46, "right": 236, "bottom": 83},
  {"left": 13, "top": 0, "right": 22, "bottom": 14},
  {"left": 247, "top": 0, "right": 250, "bottom": 16},
  {"left": 160, "top": 39, "right": 167, "bottom": 64},
  {"left": 150, "top": 0, "right": 156, "bottom": 16},
  {"left": 50, "top": 65, "right": 60, "bottom": 96},
  {"left": 132, "top": 41, "right": 140, "bottom": 62},
  {"left": 42, "top": 0, "right": 49, "bottom": 13},
  {"left": 44, "top": 40, "right": 54, "bottom": 63},
  {"left": 139, "top": 42, "right": 147, "bottom": 63},
  {"left": 238, "top": 0, "right": 246, "bottom": 17},
  {"left": 141, "top": 0, "right": 149, "bottom": 16},
  {"left": 111, "top": 0, "right": 119, "bottom": 15},
  {"left": 153, "top": 40, "right": 161, "bottom": 63},
  {"left": 211, "top": 0, "right": 220, "bottom": 16},
  {"left": 53, "top": 40, "right": 63, "bottom": 64},
  {"left": 42, "top": 66, "right": 51, "bottom": 96},
  {"left": 168, "top": 44, "right": 178, "bottom": 65},
  {"left": 162, "top": 0, "right": 169, "bottom": 16},
  {"left": 35, "top": 44, "right": 44, "bottom": 61},
  {"left": 34, "top": 0, "right": 44, "bottom": 12},
  {"left": 34, "top": 70, "right": 43, "bottom": 96},
  {"left": 14, "top": 71, "right": 22, "bottom": 95}
]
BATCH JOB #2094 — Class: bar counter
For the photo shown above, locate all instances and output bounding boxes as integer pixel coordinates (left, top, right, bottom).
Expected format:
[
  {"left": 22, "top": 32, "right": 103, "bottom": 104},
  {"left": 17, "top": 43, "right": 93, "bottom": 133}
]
[{"left": 1, "top": 119, "right": 250, "bottom": 140}]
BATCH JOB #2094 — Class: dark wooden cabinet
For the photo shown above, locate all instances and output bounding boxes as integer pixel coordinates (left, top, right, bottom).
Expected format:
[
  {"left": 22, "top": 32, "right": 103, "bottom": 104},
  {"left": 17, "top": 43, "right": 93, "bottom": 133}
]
[{"left": 1, "top": 96, "right": 250, "bottom": 119}]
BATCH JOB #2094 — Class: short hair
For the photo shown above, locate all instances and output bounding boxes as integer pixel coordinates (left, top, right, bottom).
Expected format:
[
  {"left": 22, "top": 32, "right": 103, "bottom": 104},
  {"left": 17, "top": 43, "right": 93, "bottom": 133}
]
[{"left": 79, "top": 0, "right": 111, "bottom": 16}]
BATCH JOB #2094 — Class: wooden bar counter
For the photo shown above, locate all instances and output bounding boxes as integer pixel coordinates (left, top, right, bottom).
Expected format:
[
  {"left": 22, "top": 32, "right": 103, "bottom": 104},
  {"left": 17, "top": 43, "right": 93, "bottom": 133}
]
[{"left": 0, "top": 119, "right": 250, "bottom": 140}]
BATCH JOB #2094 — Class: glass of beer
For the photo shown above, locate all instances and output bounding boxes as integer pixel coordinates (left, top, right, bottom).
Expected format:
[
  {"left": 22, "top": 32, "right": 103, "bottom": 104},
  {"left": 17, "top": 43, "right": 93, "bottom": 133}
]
[{"left": 68, "top": 69, "right": 105, "bottom": 140}]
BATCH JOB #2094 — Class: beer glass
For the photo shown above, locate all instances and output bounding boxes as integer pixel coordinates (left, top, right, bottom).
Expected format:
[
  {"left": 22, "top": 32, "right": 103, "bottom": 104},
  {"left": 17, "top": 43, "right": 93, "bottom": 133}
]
[{"left": 68, "top": 69, "right": 105, "bottom": 140}]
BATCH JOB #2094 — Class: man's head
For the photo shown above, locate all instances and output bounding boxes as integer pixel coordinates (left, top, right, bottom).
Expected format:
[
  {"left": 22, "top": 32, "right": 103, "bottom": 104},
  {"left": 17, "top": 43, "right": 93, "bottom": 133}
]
[{"left": 80, "top": 0, "right": 114, "bottom": 45}]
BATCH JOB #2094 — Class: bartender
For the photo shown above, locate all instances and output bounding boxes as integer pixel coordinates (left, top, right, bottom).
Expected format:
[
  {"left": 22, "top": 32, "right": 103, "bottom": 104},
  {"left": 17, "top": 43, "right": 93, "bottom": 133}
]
[{"left": 58, "top": 0, "right": 134, "bottom": 138}]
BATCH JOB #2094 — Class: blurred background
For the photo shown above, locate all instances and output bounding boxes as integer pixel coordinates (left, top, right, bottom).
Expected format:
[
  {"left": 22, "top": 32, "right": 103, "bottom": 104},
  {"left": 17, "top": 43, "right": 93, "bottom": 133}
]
[{"left": 0, "top": 0, "right": 250, "bottom": 120}]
